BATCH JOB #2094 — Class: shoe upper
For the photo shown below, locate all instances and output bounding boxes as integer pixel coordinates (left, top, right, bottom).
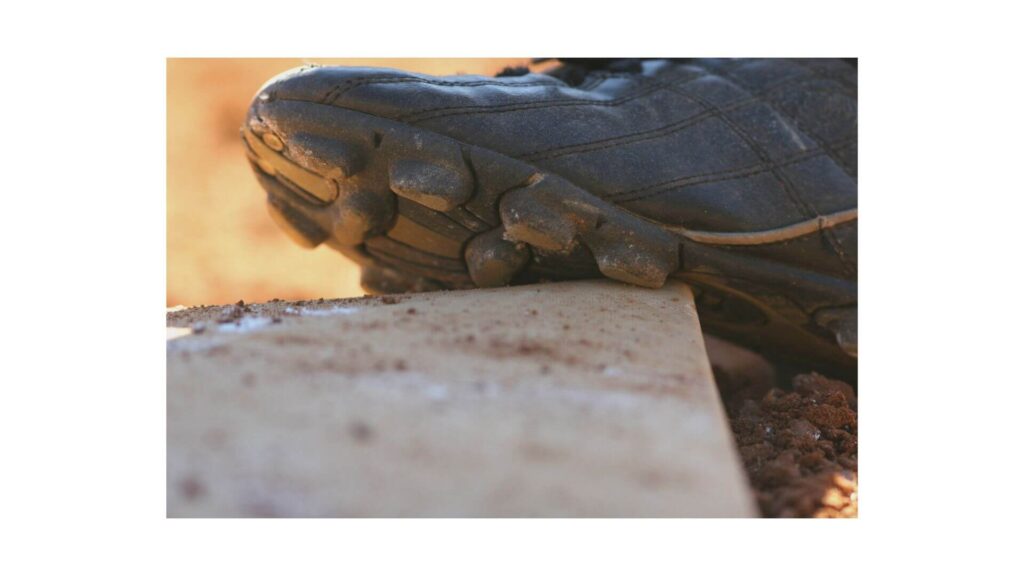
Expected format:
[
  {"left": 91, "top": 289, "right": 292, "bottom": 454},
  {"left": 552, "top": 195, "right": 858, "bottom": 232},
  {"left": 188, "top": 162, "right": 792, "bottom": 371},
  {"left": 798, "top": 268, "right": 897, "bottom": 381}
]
[
  {"left": 247, "top": 58, "right": 858, "bottom": 375},
  {"left": 257, "top": 58, "right": 857, "bottom": 281}
]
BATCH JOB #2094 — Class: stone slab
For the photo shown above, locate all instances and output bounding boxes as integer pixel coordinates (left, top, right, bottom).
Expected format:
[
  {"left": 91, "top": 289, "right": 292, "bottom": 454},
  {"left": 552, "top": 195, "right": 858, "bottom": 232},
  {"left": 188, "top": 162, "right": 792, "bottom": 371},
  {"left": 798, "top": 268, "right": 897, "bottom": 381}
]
[{"left": 167, "top": 280, "right": 755, "bottom": 517}]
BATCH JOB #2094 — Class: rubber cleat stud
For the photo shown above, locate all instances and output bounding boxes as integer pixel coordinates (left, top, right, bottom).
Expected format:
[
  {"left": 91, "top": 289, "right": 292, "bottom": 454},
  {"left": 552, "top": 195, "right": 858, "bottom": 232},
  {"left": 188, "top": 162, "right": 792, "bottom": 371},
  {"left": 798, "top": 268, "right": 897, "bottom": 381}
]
[
  {"left": 498, "top": 181, "right": 599, "bottom": 252},
  {"left": 388, "top": 159, "right": 473, "bottom": 212},
  {"left": 465, "top": 228, "right": 531, "bottom": 288},
  {"left": 287, "top": 133, "right": 365, "bottom": 179},
  {"left": 266, "top": 196, "right": 329, "bottom": 249},
  {"left": 330, "top": 187, "right": 396, "bottom": 246},
  {"left": 243, "top": 128, "right": 338, "bottom": 204},
  {"left": 580, "top": 221, "right": 679, "bottom": 288}
]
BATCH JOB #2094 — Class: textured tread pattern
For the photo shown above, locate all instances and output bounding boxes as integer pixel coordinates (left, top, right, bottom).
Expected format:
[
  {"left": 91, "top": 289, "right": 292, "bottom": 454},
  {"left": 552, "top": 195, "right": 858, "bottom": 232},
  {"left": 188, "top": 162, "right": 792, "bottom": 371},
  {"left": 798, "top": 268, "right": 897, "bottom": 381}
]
[
  {"left": 245, "top": 103, "right": 685, "bottom": 291},
  {"left": 243, "top": 58, "right": 857, "bottom": 372}
]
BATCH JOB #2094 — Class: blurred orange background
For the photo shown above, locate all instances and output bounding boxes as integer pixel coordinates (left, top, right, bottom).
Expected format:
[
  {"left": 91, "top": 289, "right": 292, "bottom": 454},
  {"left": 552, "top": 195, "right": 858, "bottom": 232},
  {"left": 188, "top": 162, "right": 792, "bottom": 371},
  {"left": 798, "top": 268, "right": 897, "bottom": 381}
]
[{"left": 167, "top": 58, "right": 528, "bottom": 307}]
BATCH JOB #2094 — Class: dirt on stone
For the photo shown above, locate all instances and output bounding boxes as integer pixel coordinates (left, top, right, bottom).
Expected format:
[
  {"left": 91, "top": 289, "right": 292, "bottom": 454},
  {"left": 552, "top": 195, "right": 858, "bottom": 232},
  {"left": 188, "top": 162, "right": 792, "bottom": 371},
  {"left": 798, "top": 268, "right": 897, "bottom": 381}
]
[{"left": 717, "top": 370, "right": 858, "bottom": 518}]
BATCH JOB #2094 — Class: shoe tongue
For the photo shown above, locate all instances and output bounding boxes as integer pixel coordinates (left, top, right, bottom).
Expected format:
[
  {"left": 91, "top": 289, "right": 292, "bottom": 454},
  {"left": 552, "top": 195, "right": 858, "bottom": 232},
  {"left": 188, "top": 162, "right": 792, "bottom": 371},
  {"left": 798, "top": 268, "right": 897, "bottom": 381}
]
[
  {"left": 556, "top": 58, "right": 643, "bottom": 73},
  {"left": 500, "top": 58, "right": 647, "bottom": 87},
  {"left": 535, "top": 58, "right": 646, "bottom": 87},
  {"left": 495, "top": 65, "right": 531, "bottom": 77}
]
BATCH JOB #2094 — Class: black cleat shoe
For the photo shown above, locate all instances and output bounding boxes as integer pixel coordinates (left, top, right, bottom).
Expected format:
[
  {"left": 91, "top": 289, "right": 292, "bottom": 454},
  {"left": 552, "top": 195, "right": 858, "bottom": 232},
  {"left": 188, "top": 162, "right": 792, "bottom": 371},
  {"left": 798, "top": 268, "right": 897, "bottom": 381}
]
[{"left": 242, "top": 58, "right": 857, "bottom": 375}]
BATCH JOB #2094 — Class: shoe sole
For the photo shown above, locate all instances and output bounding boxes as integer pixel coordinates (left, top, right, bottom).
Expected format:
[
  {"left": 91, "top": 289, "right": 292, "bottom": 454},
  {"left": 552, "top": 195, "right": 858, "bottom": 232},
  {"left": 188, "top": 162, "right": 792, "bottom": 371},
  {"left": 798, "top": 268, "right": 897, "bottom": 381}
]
[{"left": 244, "top": 100, "right": 856, "bottom": 374}]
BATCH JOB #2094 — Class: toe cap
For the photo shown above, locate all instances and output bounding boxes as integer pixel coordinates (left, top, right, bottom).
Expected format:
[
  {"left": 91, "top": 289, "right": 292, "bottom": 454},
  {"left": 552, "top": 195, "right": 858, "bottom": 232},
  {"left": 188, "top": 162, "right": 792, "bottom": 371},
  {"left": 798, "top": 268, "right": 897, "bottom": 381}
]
[{"left": 251, "top": 64, "right": 567, "bottom": 123}]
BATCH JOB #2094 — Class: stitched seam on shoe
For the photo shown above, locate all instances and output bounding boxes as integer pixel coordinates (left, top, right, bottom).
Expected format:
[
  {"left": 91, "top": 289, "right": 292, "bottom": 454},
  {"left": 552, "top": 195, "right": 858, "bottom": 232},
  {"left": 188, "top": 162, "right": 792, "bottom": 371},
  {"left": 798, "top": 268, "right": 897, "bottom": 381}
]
[
  {"left": 397, "top": 71, "right": 706, "bottom": 123},
  {"left": 786, "top": 59, "right": 857, "bottom": 97},
  {"left": 608, "top": 143, "right": 849, "bottom": 203},
  {"left": 319, "top": 76, "right": 566, "bottom": 104},
  {"left": 720, "top": 59, "right": 858, "bottom": 178},
  {"left": 395, "top": 81, "right": 659, "bottom": 121},
  {"left": 781, "top": 60, "right": 858, "bottom": 176},
  {"left": 673, "top": 81, "right": 857, "bottom": 277},
  {"left": 672, "top": 87, "right": 836, "bottom": 255},
  {"left": 276, "top": 96, "right": 525, "bottom": 168},
  {"left": 517, "top": 96, "right": 758, "bottom": 162},
  {"left": 272, "top": 70, "right": 847, "bottom": 181},
  {"left": 707, "top": 57, "right": 856, "bottom": 95},
  {"left": 714, "top": 60, "right": 858, "bottom": 275},
  {"left": 515, "top": 69, "right": 834, "bottom": 162},
  {"left": 399, "top": 83, "right": 660, "bottom": 122},
  {"left": 301, "top": 63, "right": 816, "bottom": 165},
  {"left": 698, "top": 57, "right": 856, "bottom": 97}
]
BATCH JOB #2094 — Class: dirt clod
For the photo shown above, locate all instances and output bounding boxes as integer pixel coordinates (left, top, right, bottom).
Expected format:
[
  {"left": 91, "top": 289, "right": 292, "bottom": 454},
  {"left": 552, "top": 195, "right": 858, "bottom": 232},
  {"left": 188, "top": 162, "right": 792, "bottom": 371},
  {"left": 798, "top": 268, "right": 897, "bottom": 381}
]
[
  {"left": 719, "top": 371, "right": 858, "bottom": 518},
  {"left": 179, "top": 476, "right": 206, "bottom": 501},
  {"left": 348, "top": 421, "right": 375, "bottom": 443},
  {"left": 216, "top": 300, "right": 252, "bottom": 324}
]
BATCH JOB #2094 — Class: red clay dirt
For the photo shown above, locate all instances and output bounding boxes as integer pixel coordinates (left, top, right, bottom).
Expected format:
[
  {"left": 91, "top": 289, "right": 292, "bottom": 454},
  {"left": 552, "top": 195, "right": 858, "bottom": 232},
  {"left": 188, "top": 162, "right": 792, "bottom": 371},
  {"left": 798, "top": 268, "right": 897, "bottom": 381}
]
[{"left": 717, "top": 370, "right": 858, "bottom": 518}]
